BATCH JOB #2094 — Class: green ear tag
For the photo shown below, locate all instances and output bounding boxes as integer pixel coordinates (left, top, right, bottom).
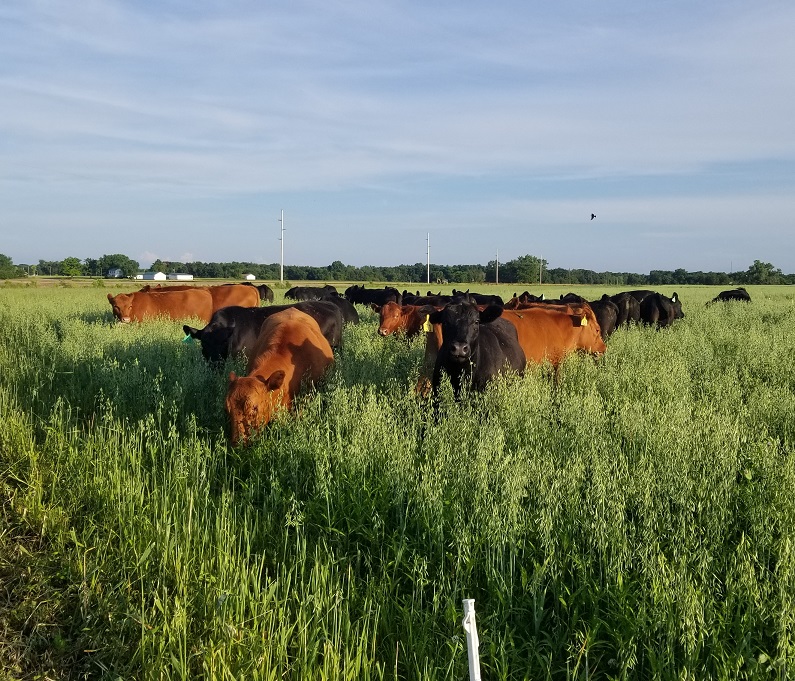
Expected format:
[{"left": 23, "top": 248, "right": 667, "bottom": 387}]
[
  {"left": 182, "top": 334, "right": 195, "bottom": 344},
  {"left": 422, "top": 315, "right": 432, "bottom": 333}
]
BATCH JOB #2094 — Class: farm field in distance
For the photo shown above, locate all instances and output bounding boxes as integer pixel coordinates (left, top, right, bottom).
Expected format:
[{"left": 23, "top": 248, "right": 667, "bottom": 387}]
[{"left": 1, "top": 282, "right": 794, "bottom": 680}]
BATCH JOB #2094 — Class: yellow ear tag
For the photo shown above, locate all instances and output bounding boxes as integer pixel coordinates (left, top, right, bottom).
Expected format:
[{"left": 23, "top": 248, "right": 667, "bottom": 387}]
[
  {"left": 422, "top": 315, "right": 433, "bottom": 333},
  {"left": 581, "top": 316, "right": 588, "bottom": 326}
]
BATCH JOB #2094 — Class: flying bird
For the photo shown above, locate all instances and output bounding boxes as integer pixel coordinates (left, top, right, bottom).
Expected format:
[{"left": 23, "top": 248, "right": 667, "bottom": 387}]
[{"left": 590, "top": 213, "right": 596, "bottom": 220}]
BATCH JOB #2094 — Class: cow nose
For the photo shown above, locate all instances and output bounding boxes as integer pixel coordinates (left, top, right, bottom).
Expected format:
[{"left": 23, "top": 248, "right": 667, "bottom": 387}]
[
  {"left": 451, "top": 342, "right": 469, "bottom": 358},
  {"left": 378, "top": 328, "right": 388, "bottom": 336}
]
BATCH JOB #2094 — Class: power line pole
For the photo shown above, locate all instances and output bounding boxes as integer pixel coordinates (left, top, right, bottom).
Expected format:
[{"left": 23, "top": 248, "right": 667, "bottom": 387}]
[
  {"left": 539, "top": 254, "right": 543, "bottom": 286},
  {"left": 496, "top": 249, "right": 499, "bottom": 284},
  {"left": 426, "top": 232, "right": 430, "bottom": 285},
  {"left": 279, "top": 209, "right": 285, "bottom": 284}
]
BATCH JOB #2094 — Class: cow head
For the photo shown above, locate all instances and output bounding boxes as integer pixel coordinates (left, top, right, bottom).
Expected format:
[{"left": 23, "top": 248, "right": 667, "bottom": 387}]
[
  {"left": 377, "top": 301, "right": 403, "bottom": 336},
  {"left": 670, "top": 292, "right": 685, "bottom": 319},
  {"left": 572, "top": 306, "right": 607, "bottom": 355},
  {"left": 107, "top": 293, "right": 133, "bottom": 323},
  {"left": 225, "top": 370, "right": 287, "bottom": 446},
  {"left": 184, "top": 319, "right": 236, "bottom": 362},
  {"left": 429, "top": 303, "right": 503, "bottom": 365}
]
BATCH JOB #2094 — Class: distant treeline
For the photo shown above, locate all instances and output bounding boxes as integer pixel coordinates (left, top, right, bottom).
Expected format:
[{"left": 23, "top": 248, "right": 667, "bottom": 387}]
[{"left": 4, "top": 253, "right": 793, "bottom": 285}]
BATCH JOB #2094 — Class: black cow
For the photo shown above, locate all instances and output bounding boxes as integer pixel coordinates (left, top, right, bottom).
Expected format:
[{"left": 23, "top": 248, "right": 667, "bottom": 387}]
[
  {"left": 610, "top": 292, "right": 642, "bottom": 327},
  {"left": 639, "top": 292, "right": 684, "bottom": 328},
  {"left": 709, "top": 287, "right": 751, "bottom": 304},
  {"left": 402, "top": 292, "right": 451, "bottom": 306},
  {"left": 451, "top": 289, "right": 504, "bottom": 306},
  {"left": 428, "top": 303, "right": 525, "bottom": 396},
  {"left": 588, "top": 295, "right": 620, "bottom": 340},
  {"left": 285, "top": 285, "right": 338, "bottom": 301},
  {"left": 344, "top": 285, "right": 402, "bottom": 306},
  {"left": 626, "top": 290, "right": 657, "bottom": 303},
  {"left": 321, "top": 295, "right": 360, "bottom": 324},
  {"left": 183, "top": 301, "right": 343, "bottom": 362}
]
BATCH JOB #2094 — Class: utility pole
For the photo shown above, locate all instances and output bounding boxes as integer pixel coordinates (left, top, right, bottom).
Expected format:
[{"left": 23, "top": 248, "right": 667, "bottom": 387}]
[
  {"left": 539, "top": 254, "right": 543, "bottom": 286},
  {"left": 426, "top": 232, "right": 430, "bottom": 285},
  {"left": 496, "top": 249, "right": 499, "bottom": 284},
  {"left": 279, "top": 210, "right": 285, "bottom": 284}
]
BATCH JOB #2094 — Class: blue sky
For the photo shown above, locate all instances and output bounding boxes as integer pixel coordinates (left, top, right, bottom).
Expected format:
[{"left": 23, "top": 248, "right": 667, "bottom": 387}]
[{"left": 2, "top": 0, "right": 794, "bottom": 273}]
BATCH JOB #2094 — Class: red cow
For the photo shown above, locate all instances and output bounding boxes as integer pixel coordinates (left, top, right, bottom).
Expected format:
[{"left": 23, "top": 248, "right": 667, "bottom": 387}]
[
  {"left": 376, "top": 302, "right": 438, "bottom": 338},
  {"left": 225, "top": 308, "right": 334, "bottom": 446},
  {"left": 107, "top": 288, "right": 213, "bottom": 324},
  {"left": 208, "top": 284, "right": 260, "bottom": 311},
  {"left": 500, "top": 304, "right": 606, "bottom": 365}
]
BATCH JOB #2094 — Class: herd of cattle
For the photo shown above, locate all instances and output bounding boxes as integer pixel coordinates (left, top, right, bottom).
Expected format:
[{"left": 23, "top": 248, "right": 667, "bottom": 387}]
[{"left": 106, "top": 283, "right": 751, "bottom": 445}]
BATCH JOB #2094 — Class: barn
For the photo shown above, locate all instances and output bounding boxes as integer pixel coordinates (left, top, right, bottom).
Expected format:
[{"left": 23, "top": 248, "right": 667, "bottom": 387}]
[{"left": 135, "top": 271, "right": 167, "bottom": 281}]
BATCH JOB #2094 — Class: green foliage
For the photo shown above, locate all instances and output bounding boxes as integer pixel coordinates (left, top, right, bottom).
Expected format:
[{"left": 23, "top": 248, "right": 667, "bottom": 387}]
[
  {"left": 1, "top": 286, "right": 795, "bottom": 678},
  {"left": 59, "top": 256, "right": 83, "bottom": 277},
  {"left": 98, "top": 253, "right": 139, "bottom": 278},
  {"left": 0, "top": 253, "right": 20, "bottom": 279}
]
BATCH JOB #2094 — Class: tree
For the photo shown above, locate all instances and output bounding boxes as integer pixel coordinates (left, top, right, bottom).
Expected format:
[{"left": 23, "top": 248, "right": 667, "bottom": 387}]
[
  {"left": 742, "top": 260, "right": 783, "bottom": 285},
  {"left": 500, "top": 255, "right": 543, "bottom": 283},
  {"left": 0, "top": 253, "right": 19, "bottom": 279},
  {"left": 60, "top": 256, "right": 84, "bottom": 276},
  {"left": 98, "top": 254, "right": 140, "bottom": 278}
]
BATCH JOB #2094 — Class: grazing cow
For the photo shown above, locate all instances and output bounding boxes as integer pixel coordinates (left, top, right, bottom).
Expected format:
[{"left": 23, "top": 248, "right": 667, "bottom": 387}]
[
  {"left": 234, "top": 282, "right": 274, "bottom": 302},
  {"left": 402, "top": 293, "right": 451, "bottom": 306},
  {"left": 505, "top": 291, "right": 545, "bottom": 308},
  {"left": 626, "top": 290, "right": 657, "bottom": 303},
  {"left": 285, "top": 285, "right": 338, "bottom": 301},
  {"left": 451, "top": 290, "right": 504, "bottom": 306},
  {"left": 610, "top": 292, "right": 642, "bottom": 327},
  {"left": 183, "top": 301, "right": 344, "bottom": 362},
  {"left": 225, "top": 308, "right": 334, "bottom": 446},
  {"left": 344, "top": 285, "right": 402, "bottom": 307},
  {"left": 108, "top": 288, "right": 214, "bottom": 324},
  {"left": 500, "top": 304, "right": 606, "bottom": 366},
  {"left": 208, "top": 283, "right": 260, "bottom": 310},
  {"left": 588, "top": 295, "right": 620, "bottom": 339},
  {"left": 322, "top": 295, "right": 360, "bottom": 324},
  {"left": 428, "top": 303, "right": 525, "bottom": 396},
  {"left": 559, "top": 293, "right": 618, "bottom": 340},
  {"left": 709, "top": 287, "right": 751, "bottom": 304},
  {"left": 639, "top": 292, "right": 684, "bottom": 328}
]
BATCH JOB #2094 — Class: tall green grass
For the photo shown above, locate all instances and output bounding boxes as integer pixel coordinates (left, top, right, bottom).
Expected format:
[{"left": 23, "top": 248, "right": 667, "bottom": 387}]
[{"left": 1, "top": 285, "right": 794, "bottom": 679}]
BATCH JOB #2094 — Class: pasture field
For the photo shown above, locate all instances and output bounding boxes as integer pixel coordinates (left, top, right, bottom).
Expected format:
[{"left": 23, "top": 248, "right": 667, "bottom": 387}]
[{"left": 1, "top": 283, "right": 794, "bottom": 680}]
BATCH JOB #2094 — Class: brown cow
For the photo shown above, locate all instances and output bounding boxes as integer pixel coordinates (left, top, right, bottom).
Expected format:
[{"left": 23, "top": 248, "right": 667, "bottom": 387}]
[
  {"left": 208, "top": 284, "right": 260, "bottom": 311},
  {"left": 107, "top": 288, "right": 214, "bottom": 324},
  {"left": 110, "top": 284, "right": 259, "bottom": 323},
  {"left": 225, "top": 308, "right": 334, "bottom": 446},
  {"left": 376, "top": 302, "right": 438, "bottom": 338},
  {"left": 500, "top": 305, "right": 606, "bottom": 366}
]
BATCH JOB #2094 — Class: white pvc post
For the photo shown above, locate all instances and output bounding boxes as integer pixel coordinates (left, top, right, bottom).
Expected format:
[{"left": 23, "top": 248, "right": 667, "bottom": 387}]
[{"left": 462, "top": 599, "right": 481, "bottom": 681}]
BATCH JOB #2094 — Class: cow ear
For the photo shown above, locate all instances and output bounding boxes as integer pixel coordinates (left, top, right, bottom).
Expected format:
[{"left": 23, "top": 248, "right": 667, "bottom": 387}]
[
  {"left": 479, "top": 305, "right": 503, "bottom": 324},
  {"left": 262, "top": 370, "right": 286, "bottom": 391},
  {"left": 671, "top": 293, "right": 678, "bottom": 303},
  {"left": 229, "top": 371, "right": 238, "bottom": 382},
  {"left": 107, "top": 293, "right": 114, "bottom": 301},
  {"left": 428, "top": 309, "right": 443, "bottom": 325},
  {"left": 183, "top": 325, "right": 199, "bottom": 338}
]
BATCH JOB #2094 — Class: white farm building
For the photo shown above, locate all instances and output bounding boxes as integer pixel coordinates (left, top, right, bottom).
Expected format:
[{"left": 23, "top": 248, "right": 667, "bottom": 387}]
[
  {"left": 167, "top": 273, "right": 194, "bottom": 281},
  {"left": 135, "top": 271, "right": 167, "bottom": 281}
]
